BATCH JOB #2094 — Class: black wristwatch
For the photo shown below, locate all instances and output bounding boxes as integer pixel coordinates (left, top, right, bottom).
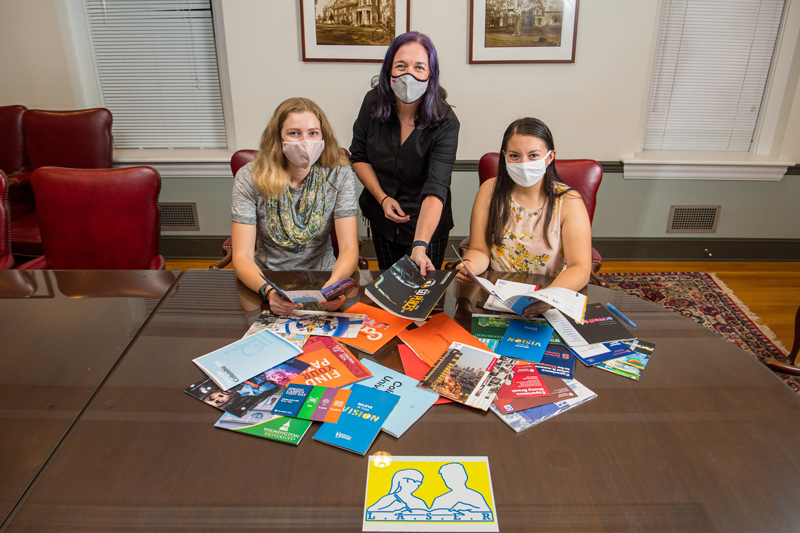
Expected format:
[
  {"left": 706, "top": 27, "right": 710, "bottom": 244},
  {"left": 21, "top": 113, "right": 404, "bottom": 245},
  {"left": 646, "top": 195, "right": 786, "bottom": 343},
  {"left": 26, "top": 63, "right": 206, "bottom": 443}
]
[
  {"left": 411, "top": 240, "right": 429, "bottom": 253},
  {"left": 258, "top": 283, "right": 272, "bottom": 303}
]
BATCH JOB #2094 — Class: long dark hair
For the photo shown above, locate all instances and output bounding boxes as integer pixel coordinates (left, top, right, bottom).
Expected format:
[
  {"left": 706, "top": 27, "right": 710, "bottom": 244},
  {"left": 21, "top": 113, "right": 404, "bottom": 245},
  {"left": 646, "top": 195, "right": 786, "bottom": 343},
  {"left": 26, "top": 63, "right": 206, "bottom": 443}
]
[
  {"left": 371, "top": 31, "right": 450, "bottom": 129},
  {"left": 487, "top": 118, "right": 569, "bottom": 249}
]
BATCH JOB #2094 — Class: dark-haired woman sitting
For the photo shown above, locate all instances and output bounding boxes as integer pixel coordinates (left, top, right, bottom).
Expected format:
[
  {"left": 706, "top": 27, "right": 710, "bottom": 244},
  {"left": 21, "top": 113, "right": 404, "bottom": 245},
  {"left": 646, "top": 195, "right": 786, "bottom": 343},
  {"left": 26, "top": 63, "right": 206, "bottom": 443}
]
[{"left": 455, "top": 118, "right": 592, "bottom": 315}]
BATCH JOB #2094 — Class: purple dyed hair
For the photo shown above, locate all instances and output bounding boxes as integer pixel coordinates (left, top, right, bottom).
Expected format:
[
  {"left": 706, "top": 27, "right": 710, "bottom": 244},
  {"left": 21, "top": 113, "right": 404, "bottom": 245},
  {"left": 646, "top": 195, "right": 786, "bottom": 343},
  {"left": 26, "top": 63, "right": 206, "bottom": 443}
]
[{"left": 371, "top": 31, "right": 450, "bottom": 129}]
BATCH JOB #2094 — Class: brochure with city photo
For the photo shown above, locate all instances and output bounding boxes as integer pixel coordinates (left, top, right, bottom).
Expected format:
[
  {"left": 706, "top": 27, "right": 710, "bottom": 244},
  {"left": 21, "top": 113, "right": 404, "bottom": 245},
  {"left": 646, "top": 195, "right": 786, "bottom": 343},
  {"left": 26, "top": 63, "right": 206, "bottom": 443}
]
[
  {"left": 417, "top": 342, "right": 516, "bottom": 411},
  {"left": 365, "top": 255, "right": 455, "bottom": 320}
]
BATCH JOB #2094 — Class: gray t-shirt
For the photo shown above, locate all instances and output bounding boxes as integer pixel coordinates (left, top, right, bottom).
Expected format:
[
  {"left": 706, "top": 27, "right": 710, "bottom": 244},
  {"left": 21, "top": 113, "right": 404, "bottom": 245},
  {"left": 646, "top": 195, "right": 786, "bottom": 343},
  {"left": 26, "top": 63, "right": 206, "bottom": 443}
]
[{"left": 231, "top": 162, "right": 358, "bottom": 271}]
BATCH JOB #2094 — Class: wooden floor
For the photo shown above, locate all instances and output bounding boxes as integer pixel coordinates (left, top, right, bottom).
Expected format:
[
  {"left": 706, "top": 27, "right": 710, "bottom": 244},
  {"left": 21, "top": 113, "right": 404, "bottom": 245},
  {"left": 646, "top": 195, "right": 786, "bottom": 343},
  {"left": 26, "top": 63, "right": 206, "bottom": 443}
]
[{"left": 166, "top": 259, "right": 800, "bottom": 351}]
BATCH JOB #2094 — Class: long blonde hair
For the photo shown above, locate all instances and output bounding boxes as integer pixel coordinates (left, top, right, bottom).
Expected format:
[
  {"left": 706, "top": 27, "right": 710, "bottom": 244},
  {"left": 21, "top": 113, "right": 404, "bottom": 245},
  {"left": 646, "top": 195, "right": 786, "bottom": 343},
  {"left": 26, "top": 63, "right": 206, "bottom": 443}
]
[{"left": 252, "top": 97, "right": 349, "bottom": 197}]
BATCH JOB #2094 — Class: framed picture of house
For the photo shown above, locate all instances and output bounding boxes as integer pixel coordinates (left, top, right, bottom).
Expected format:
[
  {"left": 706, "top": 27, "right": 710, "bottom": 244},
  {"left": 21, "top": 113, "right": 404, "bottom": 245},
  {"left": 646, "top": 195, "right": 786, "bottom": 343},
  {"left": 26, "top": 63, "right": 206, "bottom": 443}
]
[
  {"left": 301, "top": 0, "right": 410, "bottom": 62},
  {"left": 470, "top": 0, "right": 579, "bottom": 64}
]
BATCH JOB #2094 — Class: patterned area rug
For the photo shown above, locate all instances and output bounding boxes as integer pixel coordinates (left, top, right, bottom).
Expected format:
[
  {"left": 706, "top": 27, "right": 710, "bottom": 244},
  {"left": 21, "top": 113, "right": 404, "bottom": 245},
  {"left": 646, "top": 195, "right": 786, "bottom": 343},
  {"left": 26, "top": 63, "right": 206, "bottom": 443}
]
[{"left": 599, "top": 271, "right": 799, "bottom": 395}]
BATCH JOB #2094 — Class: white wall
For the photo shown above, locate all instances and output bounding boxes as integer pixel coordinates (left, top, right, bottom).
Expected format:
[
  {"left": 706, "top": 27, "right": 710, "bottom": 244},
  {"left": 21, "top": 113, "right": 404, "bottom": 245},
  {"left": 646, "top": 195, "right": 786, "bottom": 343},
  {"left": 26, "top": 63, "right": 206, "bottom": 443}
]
[{"left": 2, "top": 0, "right": 799, "bottom": 242}]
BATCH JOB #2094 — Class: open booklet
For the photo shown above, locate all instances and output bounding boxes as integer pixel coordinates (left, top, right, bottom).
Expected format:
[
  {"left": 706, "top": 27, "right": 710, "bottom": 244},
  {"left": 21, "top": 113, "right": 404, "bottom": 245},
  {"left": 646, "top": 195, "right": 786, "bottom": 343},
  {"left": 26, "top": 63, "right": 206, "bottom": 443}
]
[
  {"left": 452, "top": 247, "right": 587, "bottom": 323},
  {"left": 261, "top": 274, "right": 357, "bottom": 304}
]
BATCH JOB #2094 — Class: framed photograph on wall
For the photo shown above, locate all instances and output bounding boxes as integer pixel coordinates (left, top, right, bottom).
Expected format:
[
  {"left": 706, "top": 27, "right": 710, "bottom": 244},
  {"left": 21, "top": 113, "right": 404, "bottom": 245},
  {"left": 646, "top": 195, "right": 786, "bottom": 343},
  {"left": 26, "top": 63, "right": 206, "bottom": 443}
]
[
  {"left": 470, "top": 0, "right": 579, "bottom": 64},
  {"left": 301, "top": 0, "right": 410, "bottom": 63}
]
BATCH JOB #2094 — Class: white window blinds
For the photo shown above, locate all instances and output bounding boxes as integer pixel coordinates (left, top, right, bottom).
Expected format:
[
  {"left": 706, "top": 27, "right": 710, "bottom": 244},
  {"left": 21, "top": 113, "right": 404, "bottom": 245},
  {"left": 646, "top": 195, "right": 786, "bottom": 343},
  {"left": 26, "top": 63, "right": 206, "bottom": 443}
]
[
  {"left": 85, "top": 0, "right": 227, "bottom": 149},
  {"left": 643, "top": 0, "right": 785, "bottom": 151}
]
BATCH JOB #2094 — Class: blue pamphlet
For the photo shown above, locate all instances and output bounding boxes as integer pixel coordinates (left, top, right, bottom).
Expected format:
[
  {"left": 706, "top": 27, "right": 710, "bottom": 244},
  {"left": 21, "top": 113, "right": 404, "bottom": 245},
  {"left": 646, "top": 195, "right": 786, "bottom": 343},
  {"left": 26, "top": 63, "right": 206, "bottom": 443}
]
[
  {"left": 495, "top": 321, "right": 554, "bottom": 363},
  {"left": 192, "top": 328, "right": 303, "bottom": 391},
  {"left": 271, "top": 384, "right": 313, "bottom": 417},
  {"left": 313, "top": 384, "right": 399, "bottom": 455},
  {"left": 350, "top": 359, "right": 439, "bottom": 438}
]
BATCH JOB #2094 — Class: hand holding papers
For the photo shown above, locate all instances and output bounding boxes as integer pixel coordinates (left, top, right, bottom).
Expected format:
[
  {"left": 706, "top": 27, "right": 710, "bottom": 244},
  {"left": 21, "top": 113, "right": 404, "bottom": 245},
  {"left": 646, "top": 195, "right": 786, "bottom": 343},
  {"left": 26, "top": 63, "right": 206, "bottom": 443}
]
[
  {"left": 453, "top": 247, "right": 587, "bottom": 323},
  {"left": 262, "top": 275, "right": 357, "bottom": 304}
]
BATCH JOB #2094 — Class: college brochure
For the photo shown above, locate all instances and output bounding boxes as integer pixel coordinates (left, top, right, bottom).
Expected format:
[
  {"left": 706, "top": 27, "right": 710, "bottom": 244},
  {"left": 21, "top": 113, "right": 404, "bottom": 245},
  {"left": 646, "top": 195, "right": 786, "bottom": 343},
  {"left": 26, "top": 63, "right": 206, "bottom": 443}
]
[
  {"left": 269, "top": 309, "right": 365, "bottom": 338},
  {"left": 365, "top": 255, "right": 455, "bottom": 320},
  {"left": 483, "top": 278, "right": 540, "bottom": 312},
  {"left": 495, "top": 361, "right": 549, "bottom": 399},
  {"left": 313, "top": 384, "right": 400, "bottom": 455},
  {"left": 569, "top": 340, "right": 636, "bottom": 367},
  {"left": 291, "top": 337, "right": 372, "bottom": 388},
  {"left": 490, "top": 378, "right": 597, "bottom": 433},
  {"left": 492, "top": 374, "right": 576, "bottom": 414},
  {"left": 397, "top": 345, "right": 452, "bottom": 405},
  {"left": 453, "top": 248, "right": 587, "bottom": 322},
  {"left": 244, "top": 311, "right": 308, "bottom": 348},
  {"left": 260, "top": 275, "right": 357, "bottom": 304},
  {"left": 536, "top": 345, "right": 575, "bottom": 379},
  {"left": 544, "top": 303, "right": 636, "bottom": 347},
  {"left": 495, "top": 320, "right": 554, "bottom": 363},
  {"left": 417, "top": 342, "right": 516, "bottom": 411},
  {"left": 595, "top": 340, "right": 655, "bottom": 380},
  {"left": 341, "top": 301, "right": 413, "bottom": 354},
  {"left": 355, "top": 358, "right": 439, "bottom": 438},
  {"left": 471, "top": 314, "right": 563, "bottom": 351},
  {"left": 214, "top": 412, "right": 312, "bottom": 446},
  {"left": 397, "top": 312, "right": 488, "bottom": 367},
  {"left": 192, "top": 328, "right": 303, "bottom": 391},
  {"left": 271, "top": 383, "right": 313, "bottom": 418}
]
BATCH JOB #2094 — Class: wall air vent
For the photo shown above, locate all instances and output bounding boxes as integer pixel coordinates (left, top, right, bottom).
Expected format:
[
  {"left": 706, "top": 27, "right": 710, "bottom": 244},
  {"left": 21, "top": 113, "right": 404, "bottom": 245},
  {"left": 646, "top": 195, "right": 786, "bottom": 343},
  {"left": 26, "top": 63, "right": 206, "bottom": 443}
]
[
  {"left": 159, "top": 202, "right": 199, "bottom": 231},
  {"left": 666, "top": 205, "right": 720, "bottom": 233}
]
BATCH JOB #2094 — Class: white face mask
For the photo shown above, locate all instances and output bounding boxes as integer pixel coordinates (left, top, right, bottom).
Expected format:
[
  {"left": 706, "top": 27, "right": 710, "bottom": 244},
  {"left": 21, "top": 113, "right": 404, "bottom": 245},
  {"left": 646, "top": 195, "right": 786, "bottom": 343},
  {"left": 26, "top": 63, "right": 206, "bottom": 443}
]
[
  {"left": 282, "top": 139, "right": 325, "bottom": 168},
  {"left": 390, "top": 73, "right": 428, "bottom": 104},
  {"left": 505, "top": 151, "right": 552, "bottom": 187}
]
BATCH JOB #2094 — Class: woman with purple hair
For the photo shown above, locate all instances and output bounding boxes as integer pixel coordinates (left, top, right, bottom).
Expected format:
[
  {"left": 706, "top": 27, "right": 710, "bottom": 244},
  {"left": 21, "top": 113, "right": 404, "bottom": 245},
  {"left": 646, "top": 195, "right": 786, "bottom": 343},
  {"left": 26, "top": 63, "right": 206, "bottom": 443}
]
[{"left": 349, "top": 31, "right": 459, "bottom": 274}]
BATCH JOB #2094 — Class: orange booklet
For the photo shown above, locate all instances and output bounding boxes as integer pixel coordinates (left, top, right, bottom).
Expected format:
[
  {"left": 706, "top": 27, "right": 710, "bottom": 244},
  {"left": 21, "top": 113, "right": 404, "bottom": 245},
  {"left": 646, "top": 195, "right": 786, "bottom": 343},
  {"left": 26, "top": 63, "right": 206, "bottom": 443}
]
[
  {"left": 397, "top": 312, "right": 488, "bottom": 367},
  {"left": 341, "top": 301, "right": 413, "bottom": 354},
  {"left": 398, "top": 345, "right": 452, "bottom": 405},
  {"left": 289, "top": 337, "right": 371, "bottom": 388}
]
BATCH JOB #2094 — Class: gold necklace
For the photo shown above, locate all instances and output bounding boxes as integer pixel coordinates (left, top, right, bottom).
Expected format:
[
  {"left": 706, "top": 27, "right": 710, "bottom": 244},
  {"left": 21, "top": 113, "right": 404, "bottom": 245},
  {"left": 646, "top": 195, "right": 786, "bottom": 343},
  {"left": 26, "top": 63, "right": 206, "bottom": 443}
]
[{"left": 399, "top": 116, "right": 416, "bottom": 127}]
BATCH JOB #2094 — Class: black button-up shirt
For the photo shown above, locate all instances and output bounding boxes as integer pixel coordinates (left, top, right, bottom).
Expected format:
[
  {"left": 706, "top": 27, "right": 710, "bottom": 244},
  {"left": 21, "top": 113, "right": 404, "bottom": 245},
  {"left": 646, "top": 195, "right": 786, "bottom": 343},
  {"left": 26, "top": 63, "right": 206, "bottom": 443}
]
[{"left": 349, "top": 89, "right": 460, "bottom": 245}]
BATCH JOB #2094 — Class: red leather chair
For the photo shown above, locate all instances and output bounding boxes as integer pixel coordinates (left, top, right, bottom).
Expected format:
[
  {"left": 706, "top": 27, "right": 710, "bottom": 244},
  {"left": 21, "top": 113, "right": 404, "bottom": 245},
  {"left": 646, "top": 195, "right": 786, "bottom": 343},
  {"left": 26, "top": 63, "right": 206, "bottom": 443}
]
[
  {"left": 0, "top": 105, "right": 30, "bottom": 222},
  {"left": 0, "top": 171, "right": 15, "bottom": 269},
  {"left": 18, "top": 167, "right": 164, "bottom": 270},
  {"left": 459, "top": 153, "right": 606, "bottom": 286},
  {"left": 11, "top": 108, "right": 113, "bottom": 257},
  {"left": 210, "top": 149, "right": 367, "bottom": 270}
]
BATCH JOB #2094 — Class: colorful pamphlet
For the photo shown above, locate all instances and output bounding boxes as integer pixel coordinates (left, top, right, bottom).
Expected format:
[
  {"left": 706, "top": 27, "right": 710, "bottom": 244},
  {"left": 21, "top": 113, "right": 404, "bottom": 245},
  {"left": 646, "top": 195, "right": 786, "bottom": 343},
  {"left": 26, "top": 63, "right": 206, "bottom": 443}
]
[
  {"left": 536, "top": 345, "right": 575, "bottom": 379},
  {"left": 495, "top": 361, "right": 549, "bottom": 399},
  {"left": 271, "top": 383, "right": 313, "bottom": 418},
  {"left": 471, "top": 314, "right": 563, "bottom": 351},
  {"left": 313, "top": 384, "right": 400, "bottom": 455},
  {"left": 365, "top": 255, "right": 455, "bottom": 320},
  {"left": 243, "top": 311, "right": 308, "bottom": 348},
  {"left": 214, "top": 412, "right": 312, "bottom": 446},
  {"left": 483, "top": 278, "right": 540, "bottom": 313},
  {"left": 495, "top": 320, "right": 554, "bottom": 363},
  {"left": 261, "top": 275, "right": 357, "bottom": 304},
  {"left": 568, "top": 340, "right": 636, "bottom": 366},
  {"left": 341, "top": 301, "right": 413, "bottom": 354},
  {"left": 363, "top": 456, "right": 498, "bottom": 532},
  {"left": 490, "top": 378, "right": 597, "bottom": 433},
  {"left": 290, "top": 337, "right": 372, "bottom": 388},
  {"left": 184, "top": 357, "right": 309, "bottom": 417},
  {"left": 453, "top": 247, "right": 587, "bottom": 322},
  {"left": 296, "top": 385, "right": 327, "bottom": 419},
  {"left": 492, "top": 374, "right": 576, "bottom": 414},
  {"left": 417, "top": 342, "right": 516, "bottom": 411},
  {"left": 322, "top": 388, "right": 351, "bottom": 423},
  {"left": 355, "top": 358, "right": 439, "bottom": 438},
  {"left": 398, "top": 312, "right": 488, "bottom": 367},
  {"left": 595, "top": 339, "right": 655, "bottom": 380},
  {"left": 270, "top": 309, "right": 365, "bottom": 338},
  {"left": 192, "top": 328, "right": 303, "bottom": 391},
  {"left": 544, "top": 303, "right": 635, "bottom": 347},
  {"left": 398, "top": 345, "right": 452, "bottom": 405}
]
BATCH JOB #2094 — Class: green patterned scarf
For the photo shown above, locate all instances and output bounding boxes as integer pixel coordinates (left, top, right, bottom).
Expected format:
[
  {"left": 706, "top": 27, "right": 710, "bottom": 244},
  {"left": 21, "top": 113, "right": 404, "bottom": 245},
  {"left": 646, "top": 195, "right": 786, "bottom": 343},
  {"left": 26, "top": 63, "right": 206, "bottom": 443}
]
[{"left": 265, "top": 165, "right": 327, "bottom": 249}]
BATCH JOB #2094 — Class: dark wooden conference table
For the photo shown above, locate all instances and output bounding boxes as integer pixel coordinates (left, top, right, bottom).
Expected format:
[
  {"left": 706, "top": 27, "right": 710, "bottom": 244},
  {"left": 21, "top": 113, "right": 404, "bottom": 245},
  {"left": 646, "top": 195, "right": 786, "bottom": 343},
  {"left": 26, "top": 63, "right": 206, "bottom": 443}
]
[{"left": 2, "top": 268, "right": 799, "bottom": 532}]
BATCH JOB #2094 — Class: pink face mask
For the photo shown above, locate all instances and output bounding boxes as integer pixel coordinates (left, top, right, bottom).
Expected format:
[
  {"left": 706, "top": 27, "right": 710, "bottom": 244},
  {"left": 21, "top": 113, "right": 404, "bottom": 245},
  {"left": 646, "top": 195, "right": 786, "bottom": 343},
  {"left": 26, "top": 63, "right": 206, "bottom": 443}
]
[{"left": 282, "top": 139, "right": 325, "bottom": 168}]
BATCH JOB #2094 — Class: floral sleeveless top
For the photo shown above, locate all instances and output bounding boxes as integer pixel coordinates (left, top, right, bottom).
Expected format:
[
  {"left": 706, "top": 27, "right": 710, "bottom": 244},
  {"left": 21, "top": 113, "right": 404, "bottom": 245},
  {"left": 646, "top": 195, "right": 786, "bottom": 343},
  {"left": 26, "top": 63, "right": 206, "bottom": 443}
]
[{"left": 490, "top": 184, "right": 569, "bottom": 275}]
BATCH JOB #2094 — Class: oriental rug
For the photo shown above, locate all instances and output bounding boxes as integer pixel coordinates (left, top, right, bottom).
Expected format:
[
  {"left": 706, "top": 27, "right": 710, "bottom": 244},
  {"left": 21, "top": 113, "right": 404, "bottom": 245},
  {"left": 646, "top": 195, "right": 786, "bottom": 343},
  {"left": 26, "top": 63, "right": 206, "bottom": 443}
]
[{"left": 599, "top": 271, "right": 799, "bottom": 396}]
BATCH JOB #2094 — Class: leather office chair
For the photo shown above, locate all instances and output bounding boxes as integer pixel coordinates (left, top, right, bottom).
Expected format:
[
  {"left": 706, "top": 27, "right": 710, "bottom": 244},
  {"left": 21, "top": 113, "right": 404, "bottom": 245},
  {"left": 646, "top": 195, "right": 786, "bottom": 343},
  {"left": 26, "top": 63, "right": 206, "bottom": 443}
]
[
  {"left": 17, "top": 166, "right": 164, "bottom": 270},
  {"left": 11, "top": 108, "right": 113, "bottom": 257},
  {"left": 210, "top": 149, "right": 368, "bottom": 270},
  {"left": 449, "top": 153, "right": 606, "bottom": 287},
  {"left": 0, "top": 171, "right": 15, "bottom": 269},
  {"left": 762, "top": 306, "right": 800, "bottom": 377},
  {"left": 0, "top": 105, "right": 30, "bottom": 221}
]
